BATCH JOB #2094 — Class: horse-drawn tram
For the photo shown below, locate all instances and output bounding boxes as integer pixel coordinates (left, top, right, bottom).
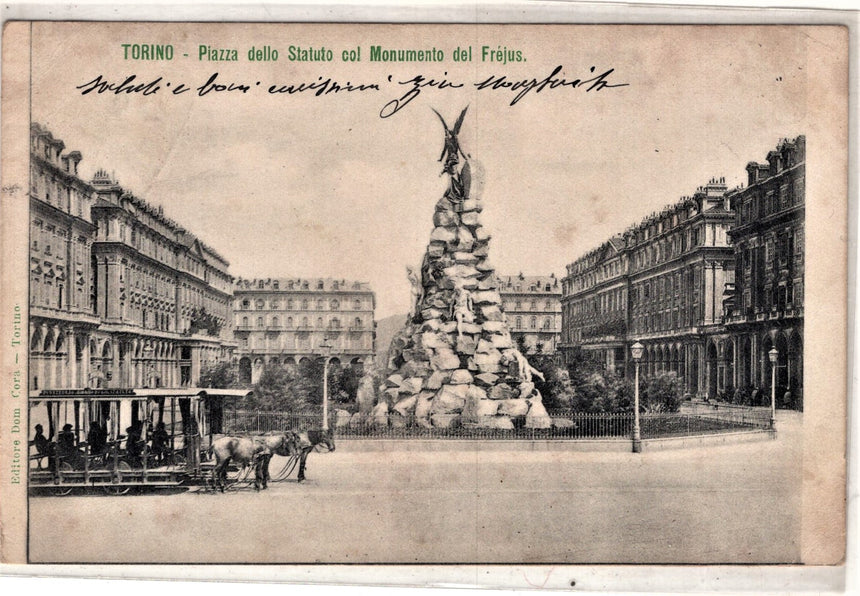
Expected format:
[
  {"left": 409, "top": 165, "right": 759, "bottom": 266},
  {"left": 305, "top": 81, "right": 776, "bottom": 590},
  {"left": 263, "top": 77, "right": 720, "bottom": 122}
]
[{"left": 28, "top": 387, "right": 253, "bottom": 495}]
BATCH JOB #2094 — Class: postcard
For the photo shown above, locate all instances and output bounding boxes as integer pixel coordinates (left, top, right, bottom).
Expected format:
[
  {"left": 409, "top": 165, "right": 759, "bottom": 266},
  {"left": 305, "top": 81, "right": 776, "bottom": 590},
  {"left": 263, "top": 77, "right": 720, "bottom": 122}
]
[{"left": 0, "top": 19, "right": 849, "bottom": 589}]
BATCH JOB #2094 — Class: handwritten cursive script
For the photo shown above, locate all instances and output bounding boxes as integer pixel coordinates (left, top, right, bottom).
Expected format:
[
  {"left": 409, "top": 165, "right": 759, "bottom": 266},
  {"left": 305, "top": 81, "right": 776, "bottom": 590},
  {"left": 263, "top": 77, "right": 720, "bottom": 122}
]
[
  {"left": 475, "top": 65, "right": 628, "bottom": 106},
  {"left": 75, "top": 65, "right": 628, "bottom": 118}
]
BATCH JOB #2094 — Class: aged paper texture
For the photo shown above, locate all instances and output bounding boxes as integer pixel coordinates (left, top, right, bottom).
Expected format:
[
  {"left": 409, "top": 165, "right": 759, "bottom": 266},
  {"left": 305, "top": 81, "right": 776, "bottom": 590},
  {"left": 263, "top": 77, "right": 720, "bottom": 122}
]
[{"left": 0, "top": 19, "right": 849, "bottom": 584}]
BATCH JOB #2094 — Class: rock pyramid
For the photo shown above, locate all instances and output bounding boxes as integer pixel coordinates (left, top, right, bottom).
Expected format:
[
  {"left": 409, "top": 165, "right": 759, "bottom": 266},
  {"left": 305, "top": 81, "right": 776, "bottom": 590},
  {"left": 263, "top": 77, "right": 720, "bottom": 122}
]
[{"left": 383, "top": 108, "right": 551, "bottom": 430}]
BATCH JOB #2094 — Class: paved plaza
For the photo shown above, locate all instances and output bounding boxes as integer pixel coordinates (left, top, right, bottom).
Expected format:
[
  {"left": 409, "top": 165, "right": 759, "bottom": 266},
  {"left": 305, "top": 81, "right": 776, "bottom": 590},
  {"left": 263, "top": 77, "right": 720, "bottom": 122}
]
[{"left": 28, "top": 412, "right": 801, "bottom": 564}]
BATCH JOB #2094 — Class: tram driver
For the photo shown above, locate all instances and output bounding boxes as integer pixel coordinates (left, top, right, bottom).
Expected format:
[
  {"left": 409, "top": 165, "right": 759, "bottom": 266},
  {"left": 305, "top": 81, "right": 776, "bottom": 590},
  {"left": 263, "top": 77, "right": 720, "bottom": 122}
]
[{"left": 29, "top": 424, "right": 53, "bottom": 469}]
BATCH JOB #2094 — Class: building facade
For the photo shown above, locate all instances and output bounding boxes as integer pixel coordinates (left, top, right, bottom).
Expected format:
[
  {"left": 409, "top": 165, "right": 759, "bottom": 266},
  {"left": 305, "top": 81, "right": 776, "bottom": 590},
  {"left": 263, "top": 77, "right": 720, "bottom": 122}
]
[
  {"left": 29, "top": 123, "right": 236, "bottom": 392},
  {"left": 560, "top": 137, "right": 805, "bottom": 407},
  {"left": 561, "top": 177, "right": 737, "bottom": 397},
  {"left": 233, "top": 278, "right": 376, "bottom": 384},
  {"left": 724, "top": 136, "right": 805, "bottom": 409},
  {"left": 497, "top": 274, "right": 562, "bottom": 355}
]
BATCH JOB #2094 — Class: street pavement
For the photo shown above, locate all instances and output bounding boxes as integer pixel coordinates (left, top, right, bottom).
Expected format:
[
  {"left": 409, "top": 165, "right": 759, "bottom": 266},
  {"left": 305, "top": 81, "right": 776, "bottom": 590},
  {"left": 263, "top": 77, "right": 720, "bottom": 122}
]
[{"left": 28, "top": 411, "right": 802, "bottom": 564}]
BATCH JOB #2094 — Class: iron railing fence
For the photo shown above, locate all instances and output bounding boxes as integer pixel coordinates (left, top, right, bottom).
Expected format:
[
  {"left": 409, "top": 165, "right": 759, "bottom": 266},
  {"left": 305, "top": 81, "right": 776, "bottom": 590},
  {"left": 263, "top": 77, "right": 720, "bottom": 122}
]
[{"left": 223, "top": 408, "right": 771, "bottom": 441}]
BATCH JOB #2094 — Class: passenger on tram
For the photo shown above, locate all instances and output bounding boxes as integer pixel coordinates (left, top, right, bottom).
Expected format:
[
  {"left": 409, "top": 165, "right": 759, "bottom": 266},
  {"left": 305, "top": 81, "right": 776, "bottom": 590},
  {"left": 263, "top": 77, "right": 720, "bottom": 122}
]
[
  {"left": 87, "top": 420, "right": 107, "bottom": 458},
  {"left": 57, "top": 423, "right": 84, "bottom": 468},
  {"left": 125, "top": 423, "right": 144, "bottom": 466},
  {"left": 150, "top": 421, "right": 169, "bottom": 464}
]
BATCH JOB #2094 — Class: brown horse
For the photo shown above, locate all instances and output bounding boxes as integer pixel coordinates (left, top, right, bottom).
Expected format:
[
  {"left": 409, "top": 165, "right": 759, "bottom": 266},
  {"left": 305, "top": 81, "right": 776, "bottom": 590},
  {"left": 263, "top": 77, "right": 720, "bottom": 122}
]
[
  {"left": 210, "top": 432, "right": 299, "bottom": 492},
  {"left": 296, "top": 428, "right": 336, "bottom": 482}
]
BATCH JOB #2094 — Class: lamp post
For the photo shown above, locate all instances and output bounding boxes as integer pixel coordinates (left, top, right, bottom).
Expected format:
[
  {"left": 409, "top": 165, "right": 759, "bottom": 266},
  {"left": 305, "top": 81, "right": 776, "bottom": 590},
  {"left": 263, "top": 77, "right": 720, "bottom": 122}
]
[
  {"left": 319, "top": 338, "right": 333, "bottom": 431},
  {"left": 768, "top": 347, "right": 778, "bottom": 430},
  {"left": 631, "top": 341, "right": 644, "bottom": 453}
]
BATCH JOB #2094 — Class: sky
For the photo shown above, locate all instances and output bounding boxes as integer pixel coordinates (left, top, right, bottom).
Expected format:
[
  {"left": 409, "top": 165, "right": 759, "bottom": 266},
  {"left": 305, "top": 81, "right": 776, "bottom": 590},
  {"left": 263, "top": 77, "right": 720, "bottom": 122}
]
[{"left": 29, "top": 23, "right": 825, "bottom": 318}]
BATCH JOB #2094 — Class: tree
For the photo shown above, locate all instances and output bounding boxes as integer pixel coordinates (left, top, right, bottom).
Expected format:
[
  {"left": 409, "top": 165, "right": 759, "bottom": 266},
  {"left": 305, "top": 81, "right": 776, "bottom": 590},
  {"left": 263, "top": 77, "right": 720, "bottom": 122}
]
[
  {"left": 198, "top": 361, "right": 237, "bottom": 389},
  {"left": 565, "top": 347, "right": 605, "bottom": 390},
  {"left": 337, "top": 365, "right": 362, "bottom": 404},
  {"left": 528, "top": 353, "right": 574, "bottom": 411},
  {"left": 565, "top": 362, "right": 635, "bottom": 414},
  {"left": 570, "top": 372, "right": 607, "bottom": 413},
  {"left": 641, "top": 371, "right": 683, "bottom": 413},
  {"left": 251, "top": 365, "right": 304, "bottom": 411}
]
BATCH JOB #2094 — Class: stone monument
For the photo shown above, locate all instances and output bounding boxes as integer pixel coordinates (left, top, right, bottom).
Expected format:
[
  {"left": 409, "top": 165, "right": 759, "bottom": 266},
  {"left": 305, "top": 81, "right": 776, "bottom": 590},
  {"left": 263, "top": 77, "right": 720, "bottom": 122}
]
[{"left": 384, "top": 107, "right": 548, "bottom": 430}]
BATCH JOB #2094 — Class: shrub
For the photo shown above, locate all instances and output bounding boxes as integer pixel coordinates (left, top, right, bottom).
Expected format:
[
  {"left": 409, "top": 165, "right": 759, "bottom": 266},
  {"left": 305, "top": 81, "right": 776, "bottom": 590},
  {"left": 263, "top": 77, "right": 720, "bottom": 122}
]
[{"left": 640, "top": 371, "right": 683, "bottom": 413}]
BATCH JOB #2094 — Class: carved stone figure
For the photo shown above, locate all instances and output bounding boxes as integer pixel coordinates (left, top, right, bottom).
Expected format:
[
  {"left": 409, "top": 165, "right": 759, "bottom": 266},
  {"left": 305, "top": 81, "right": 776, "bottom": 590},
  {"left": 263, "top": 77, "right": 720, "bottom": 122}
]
[
  {"left": 508, "top": 349, "right": 545, "bottom": 384},
  {"left": 451, "top": 284, "right": 474, "bottom": 338},
  {"left": 406, "top": 266, "right": 424, "bottom": 320}
]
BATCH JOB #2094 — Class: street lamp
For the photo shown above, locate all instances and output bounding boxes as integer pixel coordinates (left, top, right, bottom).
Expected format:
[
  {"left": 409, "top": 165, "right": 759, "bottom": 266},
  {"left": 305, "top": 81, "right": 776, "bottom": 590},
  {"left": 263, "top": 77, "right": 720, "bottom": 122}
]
[
  {"left": 319, "top": 338, "right": 333, "bottom": 431},
  {"left": 768, "top": 347, "right": 778, "bottom": 430},
  {"left": 631, "top": 341, "right": 644, "bottom": 453}
]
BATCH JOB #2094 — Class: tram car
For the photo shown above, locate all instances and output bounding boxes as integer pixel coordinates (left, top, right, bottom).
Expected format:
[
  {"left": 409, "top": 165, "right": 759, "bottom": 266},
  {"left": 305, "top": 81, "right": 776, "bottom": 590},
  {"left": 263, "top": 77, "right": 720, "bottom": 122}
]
[{"left": 28, "top": 387, "right": 252, "bottom": 495}]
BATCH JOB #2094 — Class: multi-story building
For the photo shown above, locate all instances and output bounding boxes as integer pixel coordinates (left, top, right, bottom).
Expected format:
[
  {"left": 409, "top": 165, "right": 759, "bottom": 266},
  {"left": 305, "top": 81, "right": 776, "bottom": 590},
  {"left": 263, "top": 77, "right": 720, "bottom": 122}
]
[
  {"left": 29, "top": 123, "right": 100, "bottom": 390},
  {"left": 28, "top": 123, "right": 236, "bottom": 392},
  {"left": 560, "top": 237, "right": 629, "bottom": 372},
  {"left": 561, "top": 136, "right": 805, "bottom": 408},
  {"left": 561, "top": 178, "right": 737, "bottom": 397},
  {"left": 626, "top": 179, "right": 736, "bottom": 397},
  {"left": 725, "top": 136, "right": 805, "bottom": 409},
  {"left": 497, "top": 274, "right": 562, "bottom": 355},
  {"left": 233, "top": 278, "right": 376, "bottom": 383}
]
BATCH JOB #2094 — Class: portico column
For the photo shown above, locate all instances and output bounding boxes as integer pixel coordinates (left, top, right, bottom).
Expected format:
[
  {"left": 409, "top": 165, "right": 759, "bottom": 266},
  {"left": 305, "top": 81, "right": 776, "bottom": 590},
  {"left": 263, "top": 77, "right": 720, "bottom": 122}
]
[
  {"left": 65, "top": 328, "right": 77, "bottom": 388},
  {"left": 732, "top": 339, "right": 739, "bottom": 389},
  {"left": 42, "top": 324, "right": 53, "bottom": 389},
  {"left": 750, "top": 334, "right": 758, "bottom": 388},
  {"left": 123, "top": 341, "right": 132, "bottom": 388},
  {"left": 111, "top": 339, "right": 120, "bottom": 389},
  {"left": 30, "top": 322, "right": 39, "bottom": 390},
  {"left": 130, "top": 338, "right": 139, "bottom": 387},
  {"left": 685, "top": 346, "right": 691, "bottom": 393},
  {"left": 81, "top": 334, "right": 91, "bottom": 388}
]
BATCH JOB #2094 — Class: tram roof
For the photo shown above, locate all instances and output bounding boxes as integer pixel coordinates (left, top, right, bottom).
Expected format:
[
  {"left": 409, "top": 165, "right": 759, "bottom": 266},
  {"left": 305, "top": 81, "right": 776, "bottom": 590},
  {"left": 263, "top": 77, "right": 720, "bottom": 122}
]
[{"left": 29, "top": 387, "right": 254, "bottom": 401}]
